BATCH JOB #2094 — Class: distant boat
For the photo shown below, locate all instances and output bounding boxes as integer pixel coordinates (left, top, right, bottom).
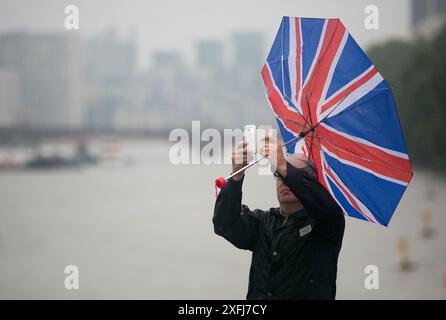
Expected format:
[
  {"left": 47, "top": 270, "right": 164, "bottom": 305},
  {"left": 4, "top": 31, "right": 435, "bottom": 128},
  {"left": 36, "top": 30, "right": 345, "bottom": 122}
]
[
  {"left": 25, "top": 156, "right": 74, "bottom": 169},
  {"left": 24, "top": 139, "right": 98, "bottom": 169},
  {"left": 25, "top": 154, "right": 97, "bottom": 169}
]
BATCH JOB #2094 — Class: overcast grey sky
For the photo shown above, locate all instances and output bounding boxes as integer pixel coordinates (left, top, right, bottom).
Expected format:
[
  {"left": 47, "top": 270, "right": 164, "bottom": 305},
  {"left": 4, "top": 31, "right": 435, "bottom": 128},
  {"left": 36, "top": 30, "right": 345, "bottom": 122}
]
[{"left": 0, "top": 0, "right": 411, "bottom": 67}]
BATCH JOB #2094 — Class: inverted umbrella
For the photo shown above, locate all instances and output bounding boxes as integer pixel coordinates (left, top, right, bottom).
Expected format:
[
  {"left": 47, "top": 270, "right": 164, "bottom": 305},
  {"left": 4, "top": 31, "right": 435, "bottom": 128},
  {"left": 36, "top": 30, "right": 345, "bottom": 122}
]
[
  {"left": 261, "top": 16, "right": 413, "bottom": 226},
  {"left": 216, "top": 17, "right": 413, "bottom": 226}
]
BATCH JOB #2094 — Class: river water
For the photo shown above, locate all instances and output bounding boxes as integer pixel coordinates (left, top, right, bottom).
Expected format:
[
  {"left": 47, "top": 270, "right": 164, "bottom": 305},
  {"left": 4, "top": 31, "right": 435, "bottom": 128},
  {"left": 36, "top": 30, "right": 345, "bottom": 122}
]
[{"left": 0, "top": 139, "right": 445, "bottom": 299}]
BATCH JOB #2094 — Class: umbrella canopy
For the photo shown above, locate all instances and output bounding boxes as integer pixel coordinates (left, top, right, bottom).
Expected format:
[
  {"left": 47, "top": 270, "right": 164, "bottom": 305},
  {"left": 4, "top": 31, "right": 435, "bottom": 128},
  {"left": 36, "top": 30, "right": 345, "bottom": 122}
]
[{"left": 261, "top": 17, "right": 413, "bottom": 226}]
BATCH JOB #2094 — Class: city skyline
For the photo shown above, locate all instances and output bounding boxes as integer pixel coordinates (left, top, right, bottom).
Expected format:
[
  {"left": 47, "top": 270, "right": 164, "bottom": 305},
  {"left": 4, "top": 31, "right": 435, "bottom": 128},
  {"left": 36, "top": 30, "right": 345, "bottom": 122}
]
[
  {"left": 0, "top": 0, "right": 441, "bottom": 131},
  {"left": 0, "top": 28, "right": 269, "bottom": 130},
  {"left": 0, "top": 0, "right": 411, "bottom": 69}
]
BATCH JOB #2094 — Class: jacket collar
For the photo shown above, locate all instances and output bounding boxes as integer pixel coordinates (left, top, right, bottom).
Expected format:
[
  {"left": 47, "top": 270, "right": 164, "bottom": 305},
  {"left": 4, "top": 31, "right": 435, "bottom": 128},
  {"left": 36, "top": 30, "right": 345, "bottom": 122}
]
[{"left": 270, "top": 207, "right": 308, "bottom": 220}]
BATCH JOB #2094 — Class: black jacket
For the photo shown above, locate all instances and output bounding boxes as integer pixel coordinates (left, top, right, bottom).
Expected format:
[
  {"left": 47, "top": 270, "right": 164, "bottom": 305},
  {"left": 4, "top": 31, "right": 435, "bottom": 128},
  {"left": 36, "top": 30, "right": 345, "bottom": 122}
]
[{"left": 213, "top": 162, "right": 345, "bottom": 300}]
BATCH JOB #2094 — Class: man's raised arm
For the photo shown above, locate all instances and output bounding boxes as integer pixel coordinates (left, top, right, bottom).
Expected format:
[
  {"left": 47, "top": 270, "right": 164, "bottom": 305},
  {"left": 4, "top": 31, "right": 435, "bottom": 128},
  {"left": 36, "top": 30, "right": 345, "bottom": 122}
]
[
  {"left": 213, "top": 177, "right": 260, "bottom": 250},
  {"left": 281, "top": 162, "right": 344, "bottom": 239},
  {"left": 262, "top": 135, "right": 344, "bottom": 240},
  {"left": 212, "top": 141, "right": 261, "bottom": 251}
]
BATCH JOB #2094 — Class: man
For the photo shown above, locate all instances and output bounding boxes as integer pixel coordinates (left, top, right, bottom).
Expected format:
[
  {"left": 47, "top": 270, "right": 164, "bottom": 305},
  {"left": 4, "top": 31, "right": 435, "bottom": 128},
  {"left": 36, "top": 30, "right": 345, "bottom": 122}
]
[{"left": 212, "top": 137, "right": 345, "bottom": 300}]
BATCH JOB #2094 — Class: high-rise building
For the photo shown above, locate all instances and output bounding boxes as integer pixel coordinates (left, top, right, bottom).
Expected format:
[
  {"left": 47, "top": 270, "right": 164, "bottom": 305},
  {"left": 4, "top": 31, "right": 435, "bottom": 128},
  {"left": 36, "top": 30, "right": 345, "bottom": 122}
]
[
  {"left": 152, "top": 50, "right": 183, "bottom": 69},
  {"left": 411, "top": 0, "right": 446, "bottom": 37},
  {"left": 412, "top": 0, "right": 446, "bottom": 26},
  {"left": 0, "top": 32, "right": 85, "bottom": 128},
  {"left": 195, "top": 39, "right": 224, "bottom": 70},
  {"left": 84, "top": 29, "right": 140, "bottom": 129},
  {"left": 150, "top": 50, "right": 184, "bottom": 100},
  {"left": 0, "top": 68, "right": 22, "bottom": 127},
  {"left": 86, "top": 29, "right": 136, "bottom": 84},
  {"left": 231, "top": 32, "right": 264, "bottom": 70}
]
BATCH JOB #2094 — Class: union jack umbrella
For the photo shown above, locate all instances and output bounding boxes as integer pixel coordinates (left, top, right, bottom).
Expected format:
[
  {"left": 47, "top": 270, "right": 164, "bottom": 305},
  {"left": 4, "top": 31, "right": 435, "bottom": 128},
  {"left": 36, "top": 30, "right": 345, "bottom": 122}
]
[{"left": 261, "top": 17, "right": 413, "bottom": 226}]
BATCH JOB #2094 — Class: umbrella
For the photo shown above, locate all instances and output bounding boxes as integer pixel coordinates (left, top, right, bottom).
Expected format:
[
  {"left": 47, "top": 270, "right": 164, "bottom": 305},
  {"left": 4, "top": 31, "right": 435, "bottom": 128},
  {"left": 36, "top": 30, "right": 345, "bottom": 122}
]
[
  {"left": 259, "top": 17, "right": 413, "bottom": 226},
  {"left": 214, "top": 17, "right": 413, "bottom": 226}
]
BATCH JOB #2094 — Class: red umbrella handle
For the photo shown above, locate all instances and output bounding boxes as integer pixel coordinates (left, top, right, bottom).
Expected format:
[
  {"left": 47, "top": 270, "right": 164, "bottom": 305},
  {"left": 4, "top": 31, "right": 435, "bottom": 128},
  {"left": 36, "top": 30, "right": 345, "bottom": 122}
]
[{"left": 213, "top": 128, "right": 316, "bottom": 196}]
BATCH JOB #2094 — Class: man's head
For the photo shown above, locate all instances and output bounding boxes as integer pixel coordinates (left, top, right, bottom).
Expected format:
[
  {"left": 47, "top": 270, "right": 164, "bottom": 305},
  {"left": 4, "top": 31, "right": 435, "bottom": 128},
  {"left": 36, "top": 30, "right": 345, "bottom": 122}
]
[{"left": 276, "top": 153, "right": 317, "bottom": 205}]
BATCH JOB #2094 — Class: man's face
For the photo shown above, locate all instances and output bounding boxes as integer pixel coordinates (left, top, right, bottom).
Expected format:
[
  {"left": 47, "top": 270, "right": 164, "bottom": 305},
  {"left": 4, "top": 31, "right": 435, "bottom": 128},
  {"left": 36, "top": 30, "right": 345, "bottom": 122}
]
[
  {"left": 276, "top": 179, "right": 300, "bottom": 204},
  {"left": 275, "top": 153, "right": 316, "bottom": 206}
]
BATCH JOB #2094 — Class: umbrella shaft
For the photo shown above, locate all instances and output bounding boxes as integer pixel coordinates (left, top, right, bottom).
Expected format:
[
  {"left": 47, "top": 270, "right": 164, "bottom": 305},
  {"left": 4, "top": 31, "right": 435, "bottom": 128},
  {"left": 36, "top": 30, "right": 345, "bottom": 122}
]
[
  {"left": 226, "top": 156, "right": 265, "bottom": 180},
  {"left": 225, "top": 131, "right": 311, "bottom": 181}
]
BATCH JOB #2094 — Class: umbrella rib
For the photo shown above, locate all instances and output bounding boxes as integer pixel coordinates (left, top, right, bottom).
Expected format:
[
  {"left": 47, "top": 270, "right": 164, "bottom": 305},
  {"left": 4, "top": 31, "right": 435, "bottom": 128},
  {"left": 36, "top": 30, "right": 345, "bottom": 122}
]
[
  {"left": 315, "top": 85, "right": 392, "bottom": 131},
  {"left": 274, "top": 19, "right": 411, "bottom": 177},
  {"left": 279, "top": 20, "right": 349, "bottom": 135},
  {"left": 323, "top": 158, "right": 385, "bottom": 225},
  {"left": 311, "top": 132, "right": 413, "bottom": 174},
  {"left": 292, "top": 131, "right": 384, "bottom": 224},
  {"left": 303, "top": 20, "right": 341, "bottom": 126},
  {"left": 281, "top": 96, "right": 312, "bottom": 129},
  {"left": 280, "top": 117, "right": 311, "bottom": 132},
  {"left": 276, "top": 89, "right": 351, "bottom": 149},
  {"left": 261, "top": 77, "right": 311, "bottom": 136},
  {"left": 313, "top": 86, "right": 414, "bottom": 174},
  {"left": 279, "top": 19, "right": 312, "bottom": 130},
  {"left": 320, "top": 87, "right": 392, "bottom": 123}
]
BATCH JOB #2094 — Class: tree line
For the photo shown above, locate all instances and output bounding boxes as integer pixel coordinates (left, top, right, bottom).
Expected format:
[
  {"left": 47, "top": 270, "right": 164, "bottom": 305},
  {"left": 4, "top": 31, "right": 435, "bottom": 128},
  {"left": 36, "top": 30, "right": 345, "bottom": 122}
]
[{"left": 367, "top": 24, "right": 446, "bottom": 172}]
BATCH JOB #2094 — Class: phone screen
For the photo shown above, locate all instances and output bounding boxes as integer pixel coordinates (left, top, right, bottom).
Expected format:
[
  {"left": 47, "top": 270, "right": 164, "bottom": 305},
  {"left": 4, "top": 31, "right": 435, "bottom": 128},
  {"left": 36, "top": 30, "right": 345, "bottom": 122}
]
[{"left": 244, "top": 125, "right": 257, "bottom": 157}]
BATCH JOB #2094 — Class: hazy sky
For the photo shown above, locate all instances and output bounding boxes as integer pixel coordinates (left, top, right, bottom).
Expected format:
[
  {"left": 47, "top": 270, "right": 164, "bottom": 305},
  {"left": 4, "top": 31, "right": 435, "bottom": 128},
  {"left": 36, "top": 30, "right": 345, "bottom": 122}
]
[{"left": 0, "top": 0, "right": 411, "bottom": 68}]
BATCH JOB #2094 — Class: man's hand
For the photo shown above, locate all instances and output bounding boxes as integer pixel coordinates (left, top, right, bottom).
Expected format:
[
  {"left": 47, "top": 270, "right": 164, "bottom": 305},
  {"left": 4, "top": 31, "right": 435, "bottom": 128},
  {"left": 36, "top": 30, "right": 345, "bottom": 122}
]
[
  {"left": 261, "top": 134, "right": 287, "bottom": 178},
  {"left": 231, "top": 141, "right": 250, "bottom": 181}
]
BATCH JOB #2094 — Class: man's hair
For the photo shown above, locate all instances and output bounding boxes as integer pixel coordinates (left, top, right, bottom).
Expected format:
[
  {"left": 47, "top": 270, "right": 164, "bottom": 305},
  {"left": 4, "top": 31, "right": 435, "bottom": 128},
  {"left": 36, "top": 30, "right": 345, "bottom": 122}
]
[
  {"left": 285, "top": 153, "right": 318, "bottom": 179},
  {"left": 305, "top": 159, "right": 318, "bottom": 178}
]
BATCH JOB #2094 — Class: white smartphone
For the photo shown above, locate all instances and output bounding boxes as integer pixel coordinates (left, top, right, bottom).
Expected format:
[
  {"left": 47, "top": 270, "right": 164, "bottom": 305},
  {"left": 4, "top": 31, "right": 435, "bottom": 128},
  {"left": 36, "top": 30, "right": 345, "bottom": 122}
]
[{"left": 243, "top": 125, "right": 257, "bottom": 158}]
